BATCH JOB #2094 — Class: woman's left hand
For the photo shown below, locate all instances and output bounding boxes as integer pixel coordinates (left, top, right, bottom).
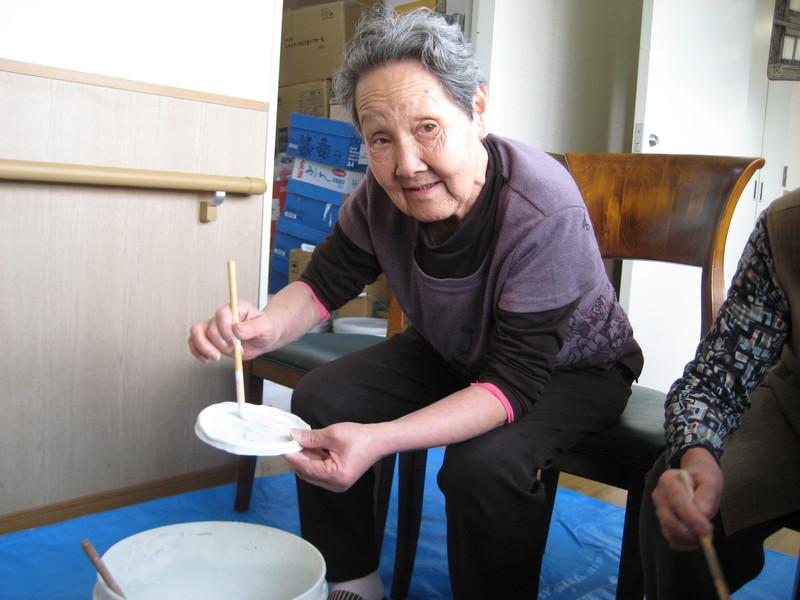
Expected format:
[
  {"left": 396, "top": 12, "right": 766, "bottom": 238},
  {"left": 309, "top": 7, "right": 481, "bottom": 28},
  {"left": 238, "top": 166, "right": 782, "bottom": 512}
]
[{"left": 284, "top": 423, "right": 385, "bottom": 493}]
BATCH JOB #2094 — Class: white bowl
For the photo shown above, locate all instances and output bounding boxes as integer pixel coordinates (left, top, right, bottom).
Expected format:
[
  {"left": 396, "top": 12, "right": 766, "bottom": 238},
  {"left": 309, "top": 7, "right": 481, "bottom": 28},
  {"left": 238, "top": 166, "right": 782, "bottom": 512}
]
[
  {"left": 92, "top": 521, "right": 326, "bottom": 600},
  {"left": 332, "top": 317, "right": 388, "bottom": 337}
]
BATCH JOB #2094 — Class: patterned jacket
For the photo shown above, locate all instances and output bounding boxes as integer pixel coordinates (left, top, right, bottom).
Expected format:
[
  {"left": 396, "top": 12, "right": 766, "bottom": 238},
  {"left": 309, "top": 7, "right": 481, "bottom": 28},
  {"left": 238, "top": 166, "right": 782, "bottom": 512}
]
[{"left": 663, "top": 188, "right": 800, "bottom": 533}]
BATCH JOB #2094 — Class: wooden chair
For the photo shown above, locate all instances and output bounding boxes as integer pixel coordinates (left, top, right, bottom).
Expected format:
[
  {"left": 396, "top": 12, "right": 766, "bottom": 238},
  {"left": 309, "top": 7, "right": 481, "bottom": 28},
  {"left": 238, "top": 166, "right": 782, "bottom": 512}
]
[
  {"left": 376, "top": 152, "right": 765, "bottom": 599},
  {"left": 538, "top": 152, "right": 764, "bottom": 600},
  {"left": 235, "top": 295, "right": 425, "bottom": 600},
  {"left": 239, "top": 152, "right": 764, "bottom": 599}
]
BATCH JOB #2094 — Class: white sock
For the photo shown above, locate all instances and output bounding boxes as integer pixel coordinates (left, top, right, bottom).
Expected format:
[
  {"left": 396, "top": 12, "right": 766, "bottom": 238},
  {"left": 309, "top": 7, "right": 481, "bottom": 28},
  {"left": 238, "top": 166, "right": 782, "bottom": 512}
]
[{"left": 329, "top": 569, "right": 384, "bottom": 600}]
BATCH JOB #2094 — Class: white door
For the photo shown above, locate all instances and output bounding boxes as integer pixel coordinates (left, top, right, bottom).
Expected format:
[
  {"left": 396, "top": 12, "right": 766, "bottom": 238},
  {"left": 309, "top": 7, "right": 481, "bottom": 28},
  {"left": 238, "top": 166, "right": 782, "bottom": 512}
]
[{"left": 625, "top": 0, "right": 774, "bottom": 392}]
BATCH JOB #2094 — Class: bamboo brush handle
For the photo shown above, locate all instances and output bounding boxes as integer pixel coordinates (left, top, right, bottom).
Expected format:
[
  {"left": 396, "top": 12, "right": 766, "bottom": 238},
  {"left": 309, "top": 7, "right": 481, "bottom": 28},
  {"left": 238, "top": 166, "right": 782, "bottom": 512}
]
[
  {"left": 227, "top": 261, "right": 246, "bottom": 415},
  {"left": 677, "top": 470, "right": 730, "bottom": 600},
  {"left": 81, "top": 539, "right": 127, "bottom": 598}
]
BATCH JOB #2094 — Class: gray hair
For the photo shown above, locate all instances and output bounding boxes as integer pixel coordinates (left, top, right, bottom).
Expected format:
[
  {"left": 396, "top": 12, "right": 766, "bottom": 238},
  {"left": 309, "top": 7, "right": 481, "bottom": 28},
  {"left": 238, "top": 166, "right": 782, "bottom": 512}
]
[{"left": 333, "top": 7, "right": 486, "bottom": 133}]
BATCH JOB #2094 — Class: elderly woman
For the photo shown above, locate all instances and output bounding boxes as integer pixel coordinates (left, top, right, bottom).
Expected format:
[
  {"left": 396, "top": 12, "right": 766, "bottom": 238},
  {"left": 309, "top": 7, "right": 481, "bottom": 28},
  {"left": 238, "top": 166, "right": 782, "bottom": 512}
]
[{"left": 189, "top": 8, "right": 642, "bottom": 600}]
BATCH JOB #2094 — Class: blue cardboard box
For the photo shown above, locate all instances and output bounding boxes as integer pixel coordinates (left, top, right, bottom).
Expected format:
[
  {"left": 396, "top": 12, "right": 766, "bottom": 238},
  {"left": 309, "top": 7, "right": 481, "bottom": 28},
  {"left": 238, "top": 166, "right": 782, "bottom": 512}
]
[
  {"left": 269, "top": 256, "right": 289, "bottom": 294},
  {"left": 287, "top": 113, "right": 368, "bottom": 171},
  {"left": 283, "top": 178, "right": 347, "bottom": 233},
  {"left": 272, "top": 216, "right": 330, "bottom": 262},
  {"left": 291, "top": 156, "right": 366, "bottom": 195}
]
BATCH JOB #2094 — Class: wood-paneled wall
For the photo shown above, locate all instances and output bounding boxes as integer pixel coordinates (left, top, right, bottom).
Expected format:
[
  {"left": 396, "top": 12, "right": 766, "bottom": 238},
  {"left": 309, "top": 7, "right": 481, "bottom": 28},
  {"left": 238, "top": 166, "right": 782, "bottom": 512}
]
[{"left": 0, "top": 65, "right": 270, "bottom": 522}]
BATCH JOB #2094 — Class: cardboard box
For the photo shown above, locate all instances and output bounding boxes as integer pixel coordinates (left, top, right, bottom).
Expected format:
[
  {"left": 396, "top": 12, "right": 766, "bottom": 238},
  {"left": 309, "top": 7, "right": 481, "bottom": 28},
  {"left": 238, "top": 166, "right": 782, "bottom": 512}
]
[
  {"left": 364, "top": 272, "right": 391, "bottom": 303},
  {"left": 287, "top": 113, "right": 367, "bottom": 171},
  {"left": 284, "top": 0, "right": 380, "bottom": 10},
  {"left": 280, "top": 1, "right": 367, "bottom": 87},
  {"left": 269, "top": 256, "right": 290, "bottom": 294},
  {"left": 269, "top": 269, "right": 289, "bottom": 294},
  {"left": 394, "top": 0, "right": 445, "bottom": 12},
  {"left": 274, "top": 152, "right": 295, "bottom": 182},
  {"left": 288, "top": 248, "right": 391, "bottom": 316},
  {"left": 272, "top": 217, "right": 330, "bottom": 262},
  {"left": 336, "top": 292, "right": 390, "bottom": 318},
  {"left": 277, "top": 80, "right": 332, "bottom": 154},
  {"left": 291, "top": 156, "right": 366, "bottom": 194},
  {"left": 270, "top": 180, "right": 288, "bottom": 254},
  {"left": 288, "top": 247, "right": 314, "bottom": 283},
  {"left": 328, "top": 98, "right": 352, "bottom": 124},
  {"left": 284, "top": 178, "right": 346, "bottom": 233},
  {"left": 336, "top": 295, "right": 377, "bottom": 318}
]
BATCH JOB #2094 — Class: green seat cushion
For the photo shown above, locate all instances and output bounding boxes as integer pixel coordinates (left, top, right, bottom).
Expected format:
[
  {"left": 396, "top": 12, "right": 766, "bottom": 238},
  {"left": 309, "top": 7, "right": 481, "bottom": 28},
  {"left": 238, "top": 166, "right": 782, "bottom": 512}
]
[
  {"left": 566, "top": 384, "right": 667, "bottom": 472},
  {"left": 254, "top": 332, "right": 385, "bottom": 375}
]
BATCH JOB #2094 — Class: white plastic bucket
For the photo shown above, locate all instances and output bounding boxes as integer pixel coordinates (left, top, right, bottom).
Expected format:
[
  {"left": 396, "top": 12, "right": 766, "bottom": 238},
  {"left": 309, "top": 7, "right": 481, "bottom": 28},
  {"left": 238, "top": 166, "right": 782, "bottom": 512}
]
[
  {"left": 332, "top": 317, "right": 388, "bottom": 337},
  {"left": 92, "top": 521, "right": 327, "bottom": 600},
  {"left": 309, "top": 317, "right": 332, "bottom": 333}
]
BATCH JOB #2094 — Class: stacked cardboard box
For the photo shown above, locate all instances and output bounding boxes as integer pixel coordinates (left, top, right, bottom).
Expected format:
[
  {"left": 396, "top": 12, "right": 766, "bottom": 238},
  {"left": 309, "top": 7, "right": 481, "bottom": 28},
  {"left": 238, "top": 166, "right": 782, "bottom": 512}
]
[
  {"left": 286, "top": 113, "right": 368, "bottom": 171},
  {"left": 275, "top": 1, "right": 372, "bottom": 153},
  {"left": 271, "top": 114, "right": 390, "bottom": 319},
  {"left": 269, "top": 114, "right": 367, "bottom": 294},
  {"left": 269, "top": 1, "right": 392, "bottom": 318},
  {"left": 288, "top": 248, "right": 392, "bottom": 319},
  {"left": 271, "top": 0, "right": 366, "bottom": 280},
  {"left": 276, "top": 80, "right": 331, "bottom": 154},
  {"left": 271, "top": 1, "right": 369, "bottom": 295},
  {"left": 279, "top": 2, "right": 367, "bottom": 87},
  {"left": 269, "top": 179, "right": 288, "bottom": 258}
]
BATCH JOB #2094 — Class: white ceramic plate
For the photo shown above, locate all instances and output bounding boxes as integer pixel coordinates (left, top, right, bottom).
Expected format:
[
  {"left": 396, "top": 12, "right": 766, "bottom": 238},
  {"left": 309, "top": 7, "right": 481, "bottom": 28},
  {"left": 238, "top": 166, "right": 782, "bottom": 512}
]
[{"left": 195, "top": 402, "right": 310, "bottom": 456}]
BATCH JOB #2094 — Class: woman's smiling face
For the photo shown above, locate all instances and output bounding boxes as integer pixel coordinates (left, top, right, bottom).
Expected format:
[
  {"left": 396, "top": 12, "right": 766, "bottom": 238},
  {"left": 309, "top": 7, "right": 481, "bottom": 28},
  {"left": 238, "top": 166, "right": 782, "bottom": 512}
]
[{"left": 355, "top": 59, "right": 489, "bottom": 226}]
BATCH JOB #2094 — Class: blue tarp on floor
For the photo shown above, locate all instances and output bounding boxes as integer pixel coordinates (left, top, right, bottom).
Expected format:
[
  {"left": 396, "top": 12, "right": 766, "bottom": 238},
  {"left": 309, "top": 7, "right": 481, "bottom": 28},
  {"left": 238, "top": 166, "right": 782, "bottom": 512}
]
[{"left": 0, "top": 447, "right": 795, "bottom": 599}]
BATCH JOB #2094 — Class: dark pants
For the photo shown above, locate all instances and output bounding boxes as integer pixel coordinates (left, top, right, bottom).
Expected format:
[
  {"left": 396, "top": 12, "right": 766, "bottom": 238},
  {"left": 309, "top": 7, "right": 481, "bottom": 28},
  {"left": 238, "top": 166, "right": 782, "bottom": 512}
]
[
  {"left": 640, "top": 452, "right": 800, "bottom": 599},
  {"left": 292, "top": 328, "right": 632, "bottom": 600}
]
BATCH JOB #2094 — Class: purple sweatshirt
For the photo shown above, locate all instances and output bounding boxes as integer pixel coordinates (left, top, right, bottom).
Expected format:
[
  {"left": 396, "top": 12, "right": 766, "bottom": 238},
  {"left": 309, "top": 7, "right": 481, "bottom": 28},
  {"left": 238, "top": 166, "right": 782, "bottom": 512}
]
[{"left": 300, "top": 134, "right": 641, "bottom": 420}]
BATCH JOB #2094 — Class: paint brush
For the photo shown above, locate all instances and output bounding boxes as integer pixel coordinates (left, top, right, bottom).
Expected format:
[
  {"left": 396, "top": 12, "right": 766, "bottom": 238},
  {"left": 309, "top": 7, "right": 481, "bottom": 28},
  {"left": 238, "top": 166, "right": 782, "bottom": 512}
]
[
  {"left": 677, "top": 470, "right": 730, "bottom": 600},
  {"left": 227, "top": 260, "right": 246, "bottom": 417},
  {"left": 80, "top": 539, "right": 127, "bottom": 599}
]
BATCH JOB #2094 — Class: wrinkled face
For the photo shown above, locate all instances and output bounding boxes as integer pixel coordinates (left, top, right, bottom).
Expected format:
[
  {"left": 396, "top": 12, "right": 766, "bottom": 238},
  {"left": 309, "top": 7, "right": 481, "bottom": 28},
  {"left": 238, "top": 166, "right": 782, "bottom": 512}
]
[{"left": 355, "top": 59, "right": 489, "bottom": 225}]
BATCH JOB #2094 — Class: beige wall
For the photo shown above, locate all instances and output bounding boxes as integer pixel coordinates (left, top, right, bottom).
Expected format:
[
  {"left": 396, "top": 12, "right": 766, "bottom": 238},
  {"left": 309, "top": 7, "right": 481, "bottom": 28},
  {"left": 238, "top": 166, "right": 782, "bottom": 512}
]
[
  {"left": 787, "top": 83, "right": 800, "bottom": 191},
  {"left": 474, "top": 0, "right": 643, "bottom": 154},
  {"left": 0, "top": 1, "right": 278, "bottom": 102},
  {"left": 0, "top": 0, "right": 281, "bottom": 520},
  {"left": 0, "top": 66, "right": 271, "bottom": 517}
]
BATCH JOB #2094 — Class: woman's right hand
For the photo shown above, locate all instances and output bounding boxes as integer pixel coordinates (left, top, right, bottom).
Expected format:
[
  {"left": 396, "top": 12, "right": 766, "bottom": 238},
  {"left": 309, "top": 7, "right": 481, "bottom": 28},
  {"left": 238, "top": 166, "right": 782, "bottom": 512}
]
[
  {"left": 651, "top": 447, "right": 723, "bottom": 551},
  {"left": 188, "top": 298, "right": 277, "bottom": 362}
]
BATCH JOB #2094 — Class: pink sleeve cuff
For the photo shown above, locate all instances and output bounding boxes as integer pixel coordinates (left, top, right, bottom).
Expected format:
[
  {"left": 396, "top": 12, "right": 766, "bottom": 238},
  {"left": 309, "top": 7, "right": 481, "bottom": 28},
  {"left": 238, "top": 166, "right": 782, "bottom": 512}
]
[
  {"left": 471, "top": 381, "right": 514, "bottom": 424},
  {"left": 296, "top": 281, "right": 331, "bottom": 322}
]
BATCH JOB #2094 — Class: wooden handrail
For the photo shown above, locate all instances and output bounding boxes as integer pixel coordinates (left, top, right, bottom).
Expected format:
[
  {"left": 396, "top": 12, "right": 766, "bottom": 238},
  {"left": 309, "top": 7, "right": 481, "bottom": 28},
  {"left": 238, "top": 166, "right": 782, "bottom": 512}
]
[{"left": 0, "top": 158, "right": 267, "bottom": 195}]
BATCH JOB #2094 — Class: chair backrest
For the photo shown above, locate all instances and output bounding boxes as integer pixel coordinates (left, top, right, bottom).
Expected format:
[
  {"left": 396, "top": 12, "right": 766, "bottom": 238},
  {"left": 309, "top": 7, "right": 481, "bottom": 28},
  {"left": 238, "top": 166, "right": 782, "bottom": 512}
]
[
  {"left": 559, "top": 153, "right": 764, "bottom": 336},
  {"left": 387, "top": 293, "right": 409, "bottom": 337}
]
